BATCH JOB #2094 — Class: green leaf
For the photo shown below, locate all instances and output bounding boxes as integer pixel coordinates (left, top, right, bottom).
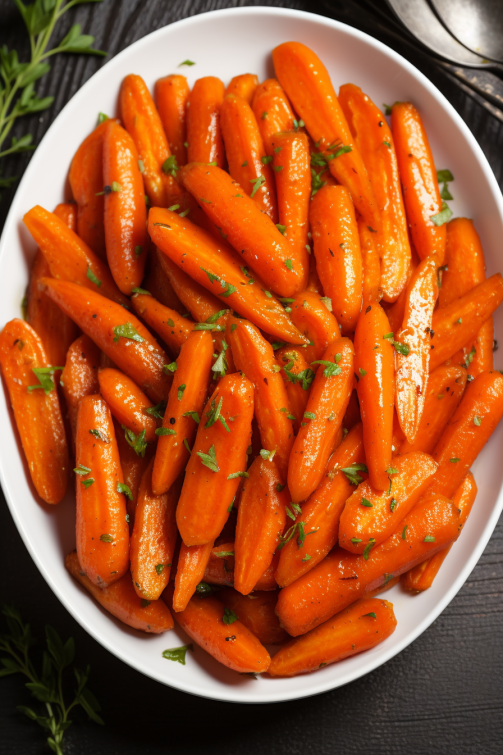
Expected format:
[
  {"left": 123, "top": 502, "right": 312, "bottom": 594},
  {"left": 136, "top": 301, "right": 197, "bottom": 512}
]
[
  {"left": 179, "top": 60, "right": 195, "bottom": 66},
  {"left": 155, "top": 427, "right": 176, "bottom": 436},
  {"left": 122, "top": 426, "right": 147, "bottom": 457},
  {"left": 100, "top": 534, "right": 114, "bottom": 543},
  {"left": 341, "top": 463, "right": 368, "bottom": 486},
  {"left": 73, "top": 465, "right": 91, "bottom": 476},
  {"left": 117, "top": 482, "right": 132, "bottom": 500},
  {"left": 131, "top": 287, "right": 150, "bottom": 296},
  {"left": 250, "top": 174, "right": 266, "bottom": 197},
  {"left": 311, "top": 359, "right": 341, "bottom": 378},
  {"left": 27, "top": 366, "right": 63, "bottom": 394},
  {"left": 362, "top": 612, "right": 377, "bottom": 619},
  {"left": 81, "top": 478, "right": 94, "bottom": 489},
  {"left": 437, "top": 169, "right": 454, "bottom": 183},
  {"left": 79, "top": 686, "right": 104, "bottom": 725},
  {"left": 144, "top": 400, "right": 166, "bottom": 420},
  {"left": 19, "top": 62, "right": 50, "bottom": 87},
  {"left": 56, "top": 24, "right": 106, "bottom": 57},
  {"left": 440, "top": 183, "right": 453, "bottom": 201},
  {"left": 89, "top": 428, "right": 110, "bottom": 443},
  {"left": 393, "top": 340, "right": 410, "bottom": 356},
  {"left": 113, "top": 322, "right": 144, "bottom": 343},
  {"left": 86, "top": 266, "right": 101, "bottom": 287},
  {"left": 222, "top": 608, "right": 238, "bottom": 625},
  {"left": 197, "top": 444, "right": 219, "bottom": 472},
  {"left": 162, "top": 644, "right": 194, "bottom": 664},
  {"left": 214, "top": 550, "right": 234, "bottom": 558},
  {"left": 227, "top": 471, "right": 249, "bottom": 480},
  {"left": 430, "top": 202, "right": 453, "bottom": 227},
  {"left": 363, "top": 540, "right": 375, "bottom": 560},
  {"left": 182, "top": 410, "right": 200, "bottom": 423},
  {"left": 178, "top": 383, "right": 186, "bottom": 401},
  {"left": 162, "top": 155, "right": 179, "bottom": 177},
  {"left": 360, "top": 498, "right": 373, "bottom": 507},
  {"left": 163, "top": 362, "right": 177, "bottom": 373},
  {"left": 310, "top": 167, "right": 327, "bottom": 197}
]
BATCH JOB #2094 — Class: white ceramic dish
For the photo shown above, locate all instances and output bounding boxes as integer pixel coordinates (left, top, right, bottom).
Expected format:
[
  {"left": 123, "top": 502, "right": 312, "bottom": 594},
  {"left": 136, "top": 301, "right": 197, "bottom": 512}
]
[{"left": 0, "top": 6, "right": 502, "bottom": 704}]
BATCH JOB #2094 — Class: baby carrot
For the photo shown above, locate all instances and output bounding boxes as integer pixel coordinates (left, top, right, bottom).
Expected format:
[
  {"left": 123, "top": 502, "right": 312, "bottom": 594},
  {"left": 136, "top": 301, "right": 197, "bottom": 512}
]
[
  {"left": 275, "top": 346, "right": 311, "bottom": 433},
  {"left": 155, "top": 75, "right": 190, "bottom": 166},
  {"left": 252, "top": 78, "right": 296, "bottom": 156},
  {"left": 0, "top": 319, "right": 68, "bottom": 504},
  {"left": 202, "top": 543, "right": 279, "bottom": 591},
  {"left": 156, "top": 251, "right": 223, "bottom": 321},
  {"left": 269, "top": 597, "right": 397, "bottom": 677},
  {"left": 186, "top": 76, "right": 226, "bottom": 167},
  {"left": 288, "top": 290, "right": 340, "bottom": 367},
  {"left": 227, "top": 316, "right": 294, "bottom": 480},
  {"left": 66, "top": 552, "right": 173, "bottom": 633},
  {"left": 40, "top": 278, "right": 172, "bottom": 402},
  {"left": 152, "top": 330, "right": 213, "bottom": 495},
  {"left": 309, "top": 185, "right": 363, "bottom": 334},
  {"left": 275, "top": 423, "right": 366, "bottom": 588},
  {"left": 428, "top": 371, "right": 503, "bottom": 499},
  {"left": 173, "top": 541, "right": 214, "bottom": 613},
  {"left": 220, "top": 94, "right": 278, "bottom": 221},
  {"left": 61, "top": 335, "right": 101, "bottom": 444},
  {"left": 234, "top": 457, "right": 288, "bottom": 595},
  {"left": 75, "top": 395, "right": 129, "bottom": 586},
  {"left": 217, "top": 588, "right": 288, "bottom": 645},
  {"left": 339, "top": 451, "right": 437, "bottom": 554},
  {"left": 391, "top": 102, "right": 446, "bottom": 263},
  {"left": 130, "top": 460, "right": 179, "bottom": 601},
  {"left": 394, "top": 255, "right": 439, "bottom": 443},
  {"left": 339, "top": 84, "right": 410, "bottom": 302},
  {"left": 277, "top": 491, "right": 460, "bottom": 636},
  {"left": 358, "top": 219, "right": 381, "bottom": 304},
  {"left": 225, "top": 73, "right": 259, "bottom": 104},
  {"left": 149, "top": 205, "right": 306, "bottom": 344},
  {"left": 142, "top": 246, "right": 186, "bottom": 311},
  {"left": 288, "top": 338, "right": 355, "bottom": 503},
  {"left": 120, "top": 74, "right": 181, "bottom": 207},
  {"left": 272, "top": 42, "right": 379, "bottom": 230},
  {"left": 102, "top": 119, "right": 148, "bottom": 295},
  {"left": 176, "top": 373, "right": 254, "bottom": 546},
  {"left": 354, "top": 301, "right": 395, "bottom": 491},
  {"left": 23, "top": 205, "right": 129, "bottom": 307},
  {"left": 98, "top": 368, "right": 158, "bottom": 443},
  {"left": 306, "top": 251, "right": 323, "bottom": 294},
  {"left": 429, "top": 274, "right": 503, "bottom": 371},
  {"left": 114, "top": 418, "right": 155, "bottom": 530},
  {"left": 402, "top": 471, "right": 477, "bottom": 592},
  {"left": 399, "top": 365, "right": 466, "bottom": 454},
  {"left": 131, "top": 293, "right": 195, "bottom": 354}
]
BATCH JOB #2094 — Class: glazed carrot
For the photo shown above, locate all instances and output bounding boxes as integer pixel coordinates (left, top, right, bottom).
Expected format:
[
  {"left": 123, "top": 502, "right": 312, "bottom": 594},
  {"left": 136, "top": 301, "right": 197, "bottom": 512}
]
[
  {"left": 203, "top": 543, "right": 279, "bottom": 591},
  {"left": 354, "top": 301, "right": 395, "bottom": 491},
  {"left": 234, "top": 458, "right": 288, "bottom": 595},
  {"left": 385, "top": 252, "right": 419, "bottom": 334},
  {"left": 114, "top": 418, "right": 155, "bottom": 530},
  {"left": 429, "top": 274, "right": 503, "bottom": 371},
  {"left": 306, "top": 250, "right": 323, "bottom": 294},
  {"left": 467, "top": 320, "right": 495, "bottom": 378},
  {"left": 365, "top": 575, "right": 400, "bottom": 598},
  {"left": 130, "top": 460, "right": 179, "bottom": 600},
  {"left": 339, "top": 84, "right": 410, "bottom": 302},
  {"left": 152, "top": 330, "right": 213, "bottom": 495},
  {"left": 142, "top": 246, "right": 186, "bottom": 311},
  {"left": 288, "top": 338, "right": 355, "bottom": 503},
  {"left": 0, "top": 319, "right": 68, "bottom": 504},
  {"left": 220, "top": 94, "right": 278, "bottom": 221},
  {"left": 67, "top": 551, "right": 173, "bottom": 632},
  {"left": 272, "top": 42, "right": 379, "bottom": 229},
  {"left": 180, "top": 164, "right": 308, "bottom": 298},
  {"left": 98, "top": 368, "right": 158, "bottom": 443},
  {"left": 149, "top": 205, "right": 306, "bottom": 344},
  {"left": 269, "top": 598, "right": 397, "bottom": 677},
  {"left": 275, "top": 346, "right": 311, "bottom": 433},
  {"left": 276, "top": 491, "right": 460, "bottom": 636},
  {"left": 288, "top": 291, "right": 340, "bottom": 365},
  {"left": 252, "top": 78, "right": 296, "bottom": 156},
  {"left": 173, "top": 541, "right": 214, "bottom": 613},
  {"left": 227, "top": 316, "right": 294, "bottom": 480},
  {"left": 131, "top": 293, "right": 195, "bottom": 353},
  {"left": 165, "top": 590, "right": 271, "bottom": 674},
  {"left": 217, "top": 589, "right": 288, "bottom": 645},
  {"left": 156, "top": 251, "right": 223, "bottom": 321},
  {"left": 394, "top": 255, "right": 439, "bottom": 443},
  {"left": 358, "top": 219, "right": 381, "bottom": 304},
  {"left": 23, "top": 205, "right": 129, "bottom": 307},
  {"left": 402, "top": 471, "right": 477, "bottom": 592},
  {"left": 68, "top": 119, "right": 110, "bottom": 259},
  {"left": 61, "top": 335, "right": 100, "bottom": 443},
  {"left": 225, "top": 73, "right": 259, "bottom": 104},
  {"left": 309, "top": 185, "right": 363, "bottom": 334},
  {"left": 270, "top": 131, "right": 310, "bottom": 287},
  {"left": 275, "top": 423, "right": 366, "bottom": 588},
  {"left": 176, "top": 373, "right": 254, "bottom": 546},
  {"left": 399, "top": 365, "right": 466, "bottom": 454},
  {"left": 40, "top": 279, "right": 172, "bottom": 402},
  {"left": 186, "top": 77, "right": 226, "bottom": 167},
  {"left": 155, "top": 75, "right": 190, "bottom": 166},
  {"left": 75, "top": 395, "right": 129, "bottom": 586},
  {"left": 428, "top": 371, "right": 503, "bottom": 499},
  {"left": 339, "top": 451, "right": 437, "bottom": 554},
  {"left": 103, "top": 119, "right": 148, "bottom": 295},
  {"left": 343, "top": 389, "right": 361, "bottom": 431},
  {"left": 391, "top": 102, "right": 446, "bottom": 263}
]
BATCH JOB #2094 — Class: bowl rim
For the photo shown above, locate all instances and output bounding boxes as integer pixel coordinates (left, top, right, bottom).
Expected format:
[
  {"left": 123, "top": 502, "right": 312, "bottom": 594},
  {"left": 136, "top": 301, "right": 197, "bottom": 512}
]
[{"left": 1, "top": 4, "right": 502, "bottom": 704}]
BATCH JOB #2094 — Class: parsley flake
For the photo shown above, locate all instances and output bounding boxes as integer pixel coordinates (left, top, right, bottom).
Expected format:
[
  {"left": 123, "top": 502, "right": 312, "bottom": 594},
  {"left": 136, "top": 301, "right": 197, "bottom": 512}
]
[
  {"left": 117, "top": 482, "right": 132, "bottom": 500},
  {"left": 222, "top": 608, "right": 238, "bottom": 625},
  {"left": 86, "top": 267, "right": 101, "bottom": 287},
  {"left": 197, "top": 444, "right": 219, "bottom": 472},
  {"left": 113, "top": 323, "right": 144, "bottom": 344},
  {"left": 162, "top": 644, "right": 194, "bottom": 665},
  {"left": 250, "top": 175, "right": 266, "bottom": 197}
]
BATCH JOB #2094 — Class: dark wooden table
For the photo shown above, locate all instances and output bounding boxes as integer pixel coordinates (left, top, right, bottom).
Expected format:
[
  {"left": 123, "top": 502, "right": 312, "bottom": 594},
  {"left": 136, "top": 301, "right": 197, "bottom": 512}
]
[{"left": 1, "top": 1, "right": 502, "bottom": 753}]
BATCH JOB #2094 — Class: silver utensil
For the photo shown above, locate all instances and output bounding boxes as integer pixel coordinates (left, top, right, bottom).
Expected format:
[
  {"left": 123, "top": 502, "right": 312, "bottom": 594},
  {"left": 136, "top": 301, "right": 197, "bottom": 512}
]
[{"left": 430, "top": 0, "right": 503, "bottom": 64}]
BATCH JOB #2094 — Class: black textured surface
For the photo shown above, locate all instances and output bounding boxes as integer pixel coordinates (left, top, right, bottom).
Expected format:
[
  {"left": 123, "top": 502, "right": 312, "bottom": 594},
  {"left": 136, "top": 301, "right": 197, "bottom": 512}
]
[{"left": 1, "top": 1, "right": 503, "bottom": 753}]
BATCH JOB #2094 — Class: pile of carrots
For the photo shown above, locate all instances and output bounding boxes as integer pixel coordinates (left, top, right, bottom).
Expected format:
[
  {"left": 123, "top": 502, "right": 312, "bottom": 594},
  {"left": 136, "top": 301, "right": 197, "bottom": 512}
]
[{"left": 1, "top": 41, "right": 502, "bottom": 680}]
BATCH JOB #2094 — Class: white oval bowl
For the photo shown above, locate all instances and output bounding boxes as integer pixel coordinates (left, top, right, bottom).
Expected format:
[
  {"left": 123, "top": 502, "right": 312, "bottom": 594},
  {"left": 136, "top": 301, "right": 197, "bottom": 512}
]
[{"left": 0, "top": 6, "right": 502, "bottom": 704}]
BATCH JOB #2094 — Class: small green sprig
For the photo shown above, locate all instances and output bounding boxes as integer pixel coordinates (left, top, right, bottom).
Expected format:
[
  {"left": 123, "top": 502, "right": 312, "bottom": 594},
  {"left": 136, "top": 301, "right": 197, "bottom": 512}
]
[{"left": 0, "top": 605, "right": 103, "bottom": 755}]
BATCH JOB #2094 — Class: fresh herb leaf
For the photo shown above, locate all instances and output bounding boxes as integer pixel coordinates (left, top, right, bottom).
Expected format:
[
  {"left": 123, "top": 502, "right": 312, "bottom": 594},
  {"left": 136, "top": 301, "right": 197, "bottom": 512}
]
[
  {"left": 423, "top": 535, "right": 436, "bottom": 543},
  {"left": 113, "top": 323, "right": 143, "bottom": 344},
  {"left": 250, "top": 174, "right": 266, "bottom": 197},
  {"left": 350, "top": 538, "right": 362, "bottom": 544},
  {"left": 162, "top": 644, "right": 194, "bottom": 665},
  {"left": 465, "top": 346, "right": 476, "bottom": 368},
  {"left": 155, "top": 564, "right": 165, "bottom": 575},
  {"left": 81, "top": 478, "right": 94, "bottom": 489},
  {"left": 362, "top": 612, "right": 377, "bottom": 619},
  {"left": 310, "top": 359, "right": 341, "bottom": 378},
  {"left": 122, "top": 426, "right": 147, "bottom": 457},
  {"left": 144, "top": 401, "right": 166, "bottom": 420},
  {"left": 215, "top": 550, "right": 235, "bottom": 558},
  {"left": 360, "top": 498, "right": 373, "bottom": 507},
  {"left": 227, "top": 471, "right": 249, "bottom": 480},
  {"left": 341, "top": 463, "right": 368, "bottom": 485},
  {"left": 197, "top": 444, "right": 219, "bottom": 472},
  {"left": 431, "top": 202, "right": 453, "bottom": 227},
  {"left": 402, "top": 525, "right": 408, "bottom": 540},
  {"left": 183, "top": 410, "right": 200, "bottom": 423},
  {"left": 74, "top": 465, "right": 91, "bottom": 476},
  {"left": 116, "top": 482, "right": 132, "bottom": 500},
  {"left": 163, "top": 362, "right": 177, "bottom": 373},
  {"left": 162, "top": 155, "right": 179, "bottom": 177},
  {"left": 89, "top": 428, "right": 110, "bottom": 444},
  {"left": 222, "top": 608, "right": 238, "bottom": 625},
  {"left": 474, "top": 415, "right": 482, "bottom": 426},
  {"left": 363, "top": 540, "right": 375, "bottom": 560},
  {"left": 27, "top": 366, "right": 63, "bottom": 394},
  {"left": 155, "top": 427, "right": 176, "bottom": 436},
  {"left": 436, "top": 169, "right": 454, "bottom": 184},
  {"left": 100, "top": 534, "right": 114, "bottom": 543},
  {"left": 450, "top": 457, "right": 461, "bottom": 463}
]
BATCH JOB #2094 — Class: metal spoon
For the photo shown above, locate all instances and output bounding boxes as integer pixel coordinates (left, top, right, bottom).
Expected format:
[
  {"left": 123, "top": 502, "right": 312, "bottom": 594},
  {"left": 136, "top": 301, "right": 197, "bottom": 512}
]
[{"left": 430, "top": 0, "right": 503, "bottom": 64}]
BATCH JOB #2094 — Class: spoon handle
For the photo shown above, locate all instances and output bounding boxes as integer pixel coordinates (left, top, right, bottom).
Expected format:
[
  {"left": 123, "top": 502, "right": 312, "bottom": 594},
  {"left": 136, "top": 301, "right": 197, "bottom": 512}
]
[{"left": 439, "top": 63, "right": 503, "bottom": 111}]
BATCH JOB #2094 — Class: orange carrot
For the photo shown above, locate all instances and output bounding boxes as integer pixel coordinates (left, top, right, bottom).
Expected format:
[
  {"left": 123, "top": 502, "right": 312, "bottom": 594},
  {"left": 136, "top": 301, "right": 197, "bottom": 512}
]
[
  {"left": 309, "top": 185, "right": 363, "bottom": 334},
  {"left": 391, "top": 102, "right": 446, "bottom": 263},
  {"left": 288, "top": 338, "right": 355, "bottom": 503},
  {"left": 269, "top": 597, "right": 397, "bottom": 677},
  {"left": 275, "top": 346, "right": 311, "bottom": 433},
  {"left": 67, "top": 551, "right": 173, "bottom": 633},
  {"left": 0, "top": 319, "right": 68, "bottom": 504},
  {"left": 114, "top": 418, "right": 155, "bottom": 530},
  {"left": 75, "top": 395, "right": 129, "bottom": 586},
  {"left": 131, "top": 292, "right": 194, "bottom": 354},
  {"left": 103, "top": 119, "right": 148, "bottom": 294},
  {"left": 217, "top": 588, "right": 288, "bottom": 645},
  {"left": 225, "top": 73, "right": 259, "bottom": 104},
  {"left": 142, "top": 246, "right": 186, "bottom": 311},
  {"left": 306, "top": 251, "right": 323, "bottom": 294},
  {"left": 354, "top": 301, "right": 395, "bottom": 491},
  {"left": 288, "top": 290, "right": 340, "bottom": 365},
  {"left": 152, "top": 330, "right": 213, "bottom": 495},
  {"left": 173, "top": 541, "right": 214, "bottom": 613},
  {"left": 343, "top": 388, "right": 361, "bottom": 431},
  {"left": 202, "top": 542, "right": 279, "bottom": 591},
  {"left": 155, "top": 75, "right": 190, "bottom": 167},
  {"left": 220, "top": 94, "right": 278, "bottom": 221},
  {"left": 98, "top": 367, "right": 159, "bottom": 443},
  {"left": 186, "top": 77, "right": 226, "bottom": 167},
  {"left": 61, "top": 334, "right": 101, "bottom": 444},
  {"left": 252, "top": 78, "right": 296, "bottom": 156},
  {"left": 358, "top": 219, "right": 381, "bottom": 304},
  {"left": 234, "top": 458, "right": 288, "bottom": 595},
  {"left": 40, "top": 278, "right": 172, "bottom": 402},
  {"left": 156, "top": 250, "right": 223, "bottom": 321}
]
